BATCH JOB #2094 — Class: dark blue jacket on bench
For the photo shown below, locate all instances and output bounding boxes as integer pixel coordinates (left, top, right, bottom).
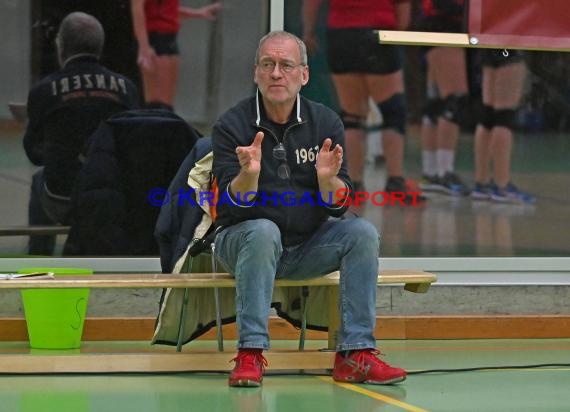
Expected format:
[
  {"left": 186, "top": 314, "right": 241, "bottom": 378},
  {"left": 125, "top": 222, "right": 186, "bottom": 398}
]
[{"left": 63, "top": 109, "right": 200, "bottom": 256}]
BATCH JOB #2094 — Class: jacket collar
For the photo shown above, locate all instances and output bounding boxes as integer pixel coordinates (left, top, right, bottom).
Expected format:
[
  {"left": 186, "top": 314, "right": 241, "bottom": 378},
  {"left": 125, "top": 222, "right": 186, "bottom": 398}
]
[
  {"left": 62, "top": 54, "right": 100, "bottom": 68},
  {"left": 255, "top": 88, "right": 302, "bottom": 127}
]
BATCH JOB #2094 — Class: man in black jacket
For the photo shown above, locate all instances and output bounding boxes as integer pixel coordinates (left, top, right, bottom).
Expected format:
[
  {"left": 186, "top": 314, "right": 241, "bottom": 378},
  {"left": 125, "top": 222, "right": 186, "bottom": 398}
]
[
  {"left": 212, "top": 31, "right": 406, "bottom": 388},
  {"left": 23, "top": 12, "right": 139, "bottom": 255}
]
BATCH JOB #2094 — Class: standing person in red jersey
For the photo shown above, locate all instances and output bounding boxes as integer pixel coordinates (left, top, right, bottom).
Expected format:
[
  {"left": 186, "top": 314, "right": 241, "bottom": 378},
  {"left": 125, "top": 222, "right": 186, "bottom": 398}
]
[
  {"left": 130, "top": 0, "right": 221, "bottom": 110},
  {"left": 303, "top": 0, "right": 424, "bottom": 205},
  {"left": 418, "top": 0, "right": 471, "bottom": 196}
]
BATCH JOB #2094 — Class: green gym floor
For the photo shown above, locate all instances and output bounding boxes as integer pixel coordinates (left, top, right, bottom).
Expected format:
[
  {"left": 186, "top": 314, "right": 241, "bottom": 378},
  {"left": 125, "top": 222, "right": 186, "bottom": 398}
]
[{"left": 1, "top": 338, "right": 569, "bottom": 412}]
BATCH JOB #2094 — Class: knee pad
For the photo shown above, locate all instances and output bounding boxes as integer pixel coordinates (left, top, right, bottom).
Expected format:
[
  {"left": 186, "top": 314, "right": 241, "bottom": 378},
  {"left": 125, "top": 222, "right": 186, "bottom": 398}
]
[
  {"left": 340, "top": 111, "right": 367, "bottom": 130},
  {"left": 441, "top": 94, "right": 469, "bottom": 125},
  {"left": 479, "top": 104, "right": 495, "bottom": 130},
  {"left": 493, "top": 108, "right": 517, "bottom": 130},
  {"left": 377, "top": 93, "right": 407, "bottom": 135},
  {"left": 422, "top": 98, "right": 443, "bottom": 126}
]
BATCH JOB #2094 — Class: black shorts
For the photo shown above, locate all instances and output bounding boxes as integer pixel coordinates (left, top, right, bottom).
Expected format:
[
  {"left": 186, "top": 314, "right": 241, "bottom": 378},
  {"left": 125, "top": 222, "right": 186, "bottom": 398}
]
[
  {"left": 148, "top": 32, "right": 180, "bottom": 56},
  {"left": 327, "top": 28, "right": 403, "bottom": 74},
  {"left": 418, "top": 15, "right": 464, "bottom": 34},
  {"left": 481, "top": 49, "right": 525, "bottom": 68},
  {"left": 417, "top": 15, "right": 464, "bottom": 52}
]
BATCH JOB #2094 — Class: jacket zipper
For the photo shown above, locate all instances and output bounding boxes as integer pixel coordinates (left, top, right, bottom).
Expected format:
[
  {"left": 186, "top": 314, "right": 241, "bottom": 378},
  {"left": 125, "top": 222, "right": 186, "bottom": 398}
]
[{"left": 256, "top": 121, "right": 305, "bottom": 246}]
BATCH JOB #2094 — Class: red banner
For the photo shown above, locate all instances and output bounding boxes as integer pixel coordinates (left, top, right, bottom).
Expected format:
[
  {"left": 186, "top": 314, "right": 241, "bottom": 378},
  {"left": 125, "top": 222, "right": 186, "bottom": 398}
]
[{"left": 469, "top": 0, "right": 570, "bottom": 49}]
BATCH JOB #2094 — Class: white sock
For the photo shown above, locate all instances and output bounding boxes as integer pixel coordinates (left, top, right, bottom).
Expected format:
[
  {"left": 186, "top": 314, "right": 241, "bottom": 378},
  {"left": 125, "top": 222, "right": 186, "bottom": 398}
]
[
  {"left": 436, "top": 149, "right": 455, "bottom": 177},
  {"left": 422, "top": 151, "right": 438, "bottom": 176}
]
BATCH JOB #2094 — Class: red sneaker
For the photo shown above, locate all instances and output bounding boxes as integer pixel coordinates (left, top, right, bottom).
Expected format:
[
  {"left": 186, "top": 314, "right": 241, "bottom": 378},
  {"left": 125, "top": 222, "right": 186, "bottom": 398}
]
[
  {"left": 228, "top": 349, "right": 268, "bottom": 387},
  {"left": 332, "top": 349, "right": 407, "bottom": 384}
]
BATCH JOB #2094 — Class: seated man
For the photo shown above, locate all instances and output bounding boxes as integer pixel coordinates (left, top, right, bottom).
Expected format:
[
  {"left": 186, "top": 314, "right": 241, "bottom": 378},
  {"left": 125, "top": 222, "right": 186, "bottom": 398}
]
[
  {"left": 23, "top": 12, "right": 139, "bottom": 255},
  {"left": 211, "top": 31, "right": 406, "bottom": 387}
]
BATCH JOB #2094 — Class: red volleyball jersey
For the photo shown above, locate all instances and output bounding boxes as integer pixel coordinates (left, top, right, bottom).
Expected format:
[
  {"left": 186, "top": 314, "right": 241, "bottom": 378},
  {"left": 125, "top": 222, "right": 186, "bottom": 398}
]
[
  {"left": 327, "top": 0, "right": 410, "bottom": 29},
  {"left": 145, "top": 0, "right": 180, "bottom": 34}
]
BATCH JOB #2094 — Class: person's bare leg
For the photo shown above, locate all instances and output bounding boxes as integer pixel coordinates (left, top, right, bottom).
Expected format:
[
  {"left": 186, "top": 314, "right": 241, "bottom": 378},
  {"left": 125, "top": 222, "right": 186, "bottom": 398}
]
[
  {"left": 421, "top": 118, "right": 437, "bottom": 176},
  {"left": 367, "top": 71, "right": 406, "bottom": 179},
  {"left": 490, "top": 62, "right": 526, "bottom": 188},
  {"left": 490, "top": 126, "right": 513, "bottom": 188},
  {"left": 331, "top": 74, "right": 369, "bottom": 184},
  {"left": 382, "top": 129, "right": 404, "bottom": 178},
  {"left": 141, "top": 55, "right": 180, "bottom": 107},
  {"left": 345, "top": 128, "right": 367, "bottom": 184},
  {"left": 474, "top": 67, "right": 495, "bottom": 185},
  {"left": 428, "top": 47, "right": 468, "bottom": 177},
  {"left": 474, "top": 125, "right": 492, "bottom": 184},
  {"left": 420, "top": 66, "right": 438, "bottom": 179}
]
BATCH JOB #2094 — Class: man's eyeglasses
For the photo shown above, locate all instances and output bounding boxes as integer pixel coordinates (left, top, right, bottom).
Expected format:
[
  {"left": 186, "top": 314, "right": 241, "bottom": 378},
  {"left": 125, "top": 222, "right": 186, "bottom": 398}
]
[
  {"left": 258, "top": 60, "right": 303, "bottom": 74},
  {"left": 273, "top": 143, "right": 291, "bottom": 179}
]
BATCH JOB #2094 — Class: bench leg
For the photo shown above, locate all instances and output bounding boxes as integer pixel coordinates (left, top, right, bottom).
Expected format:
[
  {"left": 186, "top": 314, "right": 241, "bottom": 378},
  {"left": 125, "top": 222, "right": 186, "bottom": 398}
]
[
  {"left": 213, "top": 287, "right": 223, "bottom": 352},
  {"left": 327, "top": 285, "right": 339, "bottom": 350},
  {"left": 175, "top": 255, "right": 195, "bottom": 352},
  {"left": 176, "top": 288, "right": 190, "bottom": 352},
  {"left": 211, "top": 243, "right": 224, "bottom": 352},
  {"left": 298, "top": 286, "right": 308, "bottom": 351}
]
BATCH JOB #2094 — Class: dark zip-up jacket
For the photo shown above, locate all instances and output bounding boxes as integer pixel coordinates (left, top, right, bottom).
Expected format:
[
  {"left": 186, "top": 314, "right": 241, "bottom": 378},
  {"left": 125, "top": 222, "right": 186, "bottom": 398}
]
[
  {"left": 23, "top": 55, "right": 140, "bottom": 197},
  {"left": 63, "top": 109, "right": 198, "bottom": 256},
  {"left": 212, "top": 94, "right": 352, "bottom": 247}
]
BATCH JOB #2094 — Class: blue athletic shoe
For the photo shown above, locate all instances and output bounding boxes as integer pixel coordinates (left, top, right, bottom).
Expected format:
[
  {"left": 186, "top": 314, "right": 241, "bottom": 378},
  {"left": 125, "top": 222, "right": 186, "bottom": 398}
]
[
  {"left": 438, "top": 172, "right": 470, "bottom": 196},
  {"left": 491, "top": 182, "right": 535, "bottom": 204},
  {"left": 471, "top": 182, "right": 493, "bottom": 200}
]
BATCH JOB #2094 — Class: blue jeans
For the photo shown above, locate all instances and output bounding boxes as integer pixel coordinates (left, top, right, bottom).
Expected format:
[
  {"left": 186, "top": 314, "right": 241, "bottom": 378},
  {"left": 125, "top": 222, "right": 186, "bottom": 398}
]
[{"left": 214, "top": 217, "right": 379, "bottom": 351}]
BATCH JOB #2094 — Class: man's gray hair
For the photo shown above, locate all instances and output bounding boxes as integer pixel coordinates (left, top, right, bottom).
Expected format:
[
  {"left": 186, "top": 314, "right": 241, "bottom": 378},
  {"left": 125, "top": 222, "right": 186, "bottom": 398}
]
[
  {"left": 56, "top": 12, "right": 105, "bottom": 63},
  {"left": 255, "top": 31, "right": 308, "bottom": 66}
]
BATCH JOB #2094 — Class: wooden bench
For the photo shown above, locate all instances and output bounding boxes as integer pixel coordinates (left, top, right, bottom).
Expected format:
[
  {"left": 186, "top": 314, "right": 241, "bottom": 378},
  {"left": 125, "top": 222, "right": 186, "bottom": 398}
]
[{"left": 0, "top": 270, "right": 436, "bottom": 373}]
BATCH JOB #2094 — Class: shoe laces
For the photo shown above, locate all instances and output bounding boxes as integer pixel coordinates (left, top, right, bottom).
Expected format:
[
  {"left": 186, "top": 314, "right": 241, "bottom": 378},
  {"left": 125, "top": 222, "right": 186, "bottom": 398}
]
[
  {"left": 231, "top": 350, "right": 268, "bottom": 371},
  {"left": 346, "top": 349, "right": 387, "bottom": 373}
]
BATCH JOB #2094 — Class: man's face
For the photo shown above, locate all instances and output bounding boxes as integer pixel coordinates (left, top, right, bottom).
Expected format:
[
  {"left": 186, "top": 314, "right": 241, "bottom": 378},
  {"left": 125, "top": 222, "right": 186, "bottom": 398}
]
[{"left": 254, "top": 36, "right": 309, "bottom": 107}]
